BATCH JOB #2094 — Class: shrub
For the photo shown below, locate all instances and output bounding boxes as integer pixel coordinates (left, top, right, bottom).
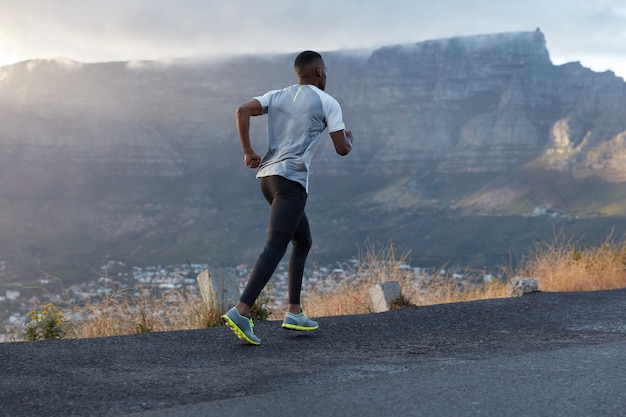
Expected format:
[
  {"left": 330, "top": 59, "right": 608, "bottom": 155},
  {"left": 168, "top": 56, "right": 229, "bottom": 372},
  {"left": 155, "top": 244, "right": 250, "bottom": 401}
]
[{"left": 23, "top": 303, "right": 68, "bottom": 341}]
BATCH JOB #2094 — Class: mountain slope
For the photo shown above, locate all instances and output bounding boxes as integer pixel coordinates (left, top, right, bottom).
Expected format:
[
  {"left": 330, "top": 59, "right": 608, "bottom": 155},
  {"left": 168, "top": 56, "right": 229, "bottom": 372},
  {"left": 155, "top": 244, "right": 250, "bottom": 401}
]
[{"left": 1, "top": 30, "right": 625, "bottom": 283}]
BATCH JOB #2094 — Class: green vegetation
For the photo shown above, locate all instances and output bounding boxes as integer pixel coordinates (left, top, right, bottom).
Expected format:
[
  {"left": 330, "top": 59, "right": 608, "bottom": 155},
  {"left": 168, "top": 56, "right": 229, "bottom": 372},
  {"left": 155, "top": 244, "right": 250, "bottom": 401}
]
[
  {"left": 22, "top": 303, "right": 68, "bottom": 341},
  {"left": 4, "top": 165, "right": 626, "bottom": 290}
]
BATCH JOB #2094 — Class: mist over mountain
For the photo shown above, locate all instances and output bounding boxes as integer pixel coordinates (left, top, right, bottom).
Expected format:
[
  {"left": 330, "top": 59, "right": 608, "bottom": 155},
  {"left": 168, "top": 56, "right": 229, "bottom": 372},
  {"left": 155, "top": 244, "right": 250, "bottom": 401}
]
[{"left": 1, "top": 29, "right": 626, "bottom": 285}]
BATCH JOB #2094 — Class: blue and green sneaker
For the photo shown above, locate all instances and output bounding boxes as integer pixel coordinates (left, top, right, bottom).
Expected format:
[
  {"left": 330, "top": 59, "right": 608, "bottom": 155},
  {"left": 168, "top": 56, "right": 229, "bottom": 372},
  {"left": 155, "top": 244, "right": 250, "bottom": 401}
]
[
  {"left": 222, "top": 307, "right": 261, "bottom": 345},
  {"left": 282, "top": 311, "right": 319, "bottom": 331}
]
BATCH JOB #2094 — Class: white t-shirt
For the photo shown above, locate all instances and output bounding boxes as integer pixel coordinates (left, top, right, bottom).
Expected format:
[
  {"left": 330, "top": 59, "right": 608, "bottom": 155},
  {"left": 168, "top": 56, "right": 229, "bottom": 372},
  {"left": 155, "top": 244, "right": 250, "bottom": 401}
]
[{"left": 254, "top": 84, "right": 345, "bottom": 192}]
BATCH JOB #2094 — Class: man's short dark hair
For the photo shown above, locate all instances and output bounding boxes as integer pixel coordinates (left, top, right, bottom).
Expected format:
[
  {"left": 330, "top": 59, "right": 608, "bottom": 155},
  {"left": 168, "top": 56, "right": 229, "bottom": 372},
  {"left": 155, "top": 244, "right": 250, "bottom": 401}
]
[{"left": 294, "top": 51, "right": 322, "bottom": 68}]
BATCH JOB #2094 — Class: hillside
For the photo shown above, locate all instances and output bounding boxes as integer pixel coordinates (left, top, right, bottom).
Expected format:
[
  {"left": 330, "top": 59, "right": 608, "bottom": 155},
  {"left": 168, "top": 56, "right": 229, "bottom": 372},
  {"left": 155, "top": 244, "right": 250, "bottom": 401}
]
[{"left": 1, "top": 29, "right": 626, "bottom": 284}]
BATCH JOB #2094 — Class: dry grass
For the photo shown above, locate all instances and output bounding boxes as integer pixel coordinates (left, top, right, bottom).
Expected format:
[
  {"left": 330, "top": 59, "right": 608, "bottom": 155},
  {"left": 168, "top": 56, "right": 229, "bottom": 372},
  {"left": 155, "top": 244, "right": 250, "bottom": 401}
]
[
  {"left": 303, "top": 244, "right": 415, "bottom": 317},
  {"left": 415, "top": 278, "right": 511, "bottom": 305},
  {"left": 19, "top": 234, "right": 626, "bottom": 341},
  {"left": 303, "top": 244, "right": 511, "bottom": 318},
  {"left": 66, "top": 286, "right": 219, "bottom": 339},
  {"left": 513, "top": 233, "right": 626, "bottom": 292},
  {"left": 304, "top": 233, "right": 626, "bottom": 318}
]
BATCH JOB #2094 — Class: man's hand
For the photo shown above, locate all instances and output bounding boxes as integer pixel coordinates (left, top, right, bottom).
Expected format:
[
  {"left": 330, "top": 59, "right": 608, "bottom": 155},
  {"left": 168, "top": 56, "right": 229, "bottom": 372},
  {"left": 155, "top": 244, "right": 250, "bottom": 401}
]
[{"left": 244, "top": 151, "right": 262, "bottom": 169}]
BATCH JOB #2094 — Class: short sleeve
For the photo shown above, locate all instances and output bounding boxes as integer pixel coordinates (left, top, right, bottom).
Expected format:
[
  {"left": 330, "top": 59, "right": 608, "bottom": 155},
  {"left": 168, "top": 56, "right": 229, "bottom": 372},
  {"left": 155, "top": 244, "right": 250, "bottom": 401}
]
[
  {"left": 324, "top": 97, "right": 346, "bottom": 133},
  {"left": 254, "top": 90, "right": 281, "bottom": 113}
]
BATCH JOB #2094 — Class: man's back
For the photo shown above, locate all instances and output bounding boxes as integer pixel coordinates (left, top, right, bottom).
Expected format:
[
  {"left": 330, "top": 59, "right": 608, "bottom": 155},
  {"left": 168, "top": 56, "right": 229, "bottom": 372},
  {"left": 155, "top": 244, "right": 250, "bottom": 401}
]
[{"left": 256, "top": 84, "right": 342, "bottom": 191}]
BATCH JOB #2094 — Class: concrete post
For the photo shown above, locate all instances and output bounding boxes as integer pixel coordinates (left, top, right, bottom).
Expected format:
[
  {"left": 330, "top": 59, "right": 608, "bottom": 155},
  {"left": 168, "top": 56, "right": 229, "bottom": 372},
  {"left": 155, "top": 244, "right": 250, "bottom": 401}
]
[
  {"left": 508, "top": 277, "right": 539, "bottom": 297},
  {"left": 369, "top": 281, "right": 402, "bottom": 313},
  {"left": 197, "top": 268, "right": 241, "bottom": 315}
]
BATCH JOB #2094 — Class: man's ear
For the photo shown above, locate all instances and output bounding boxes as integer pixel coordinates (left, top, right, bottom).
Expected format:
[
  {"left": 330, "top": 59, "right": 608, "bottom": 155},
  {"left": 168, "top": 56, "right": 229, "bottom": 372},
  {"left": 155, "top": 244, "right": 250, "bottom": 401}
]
[{"left": 316, "top": 66, "right": 322, "bottom": 77}]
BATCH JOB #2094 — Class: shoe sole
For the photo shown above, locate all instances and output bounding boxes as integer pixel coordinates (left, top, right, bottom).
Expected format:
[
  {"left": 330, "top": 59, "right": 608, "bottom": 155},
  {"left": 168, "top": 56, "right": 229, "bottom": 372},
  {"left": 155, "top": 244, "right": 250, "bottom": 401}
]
[
  {"left": 221, "top": 314, "right": 261, "bottom": 345},
  {"left": 281, "top": 322, "right": 319, "bottom": 331}
]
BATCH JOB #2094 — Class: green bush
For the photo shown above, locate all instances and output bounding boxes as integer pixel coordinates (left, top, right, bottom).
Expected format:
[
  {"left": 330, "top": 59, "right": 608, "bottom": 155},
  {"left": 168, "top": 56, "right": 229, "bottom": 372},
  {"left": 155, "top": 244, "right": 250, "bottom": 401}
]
[{"left": 23, "top": 303, "right": 68, "bottom": 341}]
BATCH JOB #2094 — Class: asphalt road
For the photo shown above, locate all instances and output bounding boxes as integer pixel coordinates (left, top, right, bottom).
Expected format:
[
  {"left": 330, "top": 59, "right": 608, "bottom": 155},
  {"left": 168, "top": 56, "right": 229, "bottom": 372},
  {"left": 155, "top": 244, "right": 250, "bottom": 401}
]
[{"left": 1, "top": 289, "right": 625, "bottom": 417}]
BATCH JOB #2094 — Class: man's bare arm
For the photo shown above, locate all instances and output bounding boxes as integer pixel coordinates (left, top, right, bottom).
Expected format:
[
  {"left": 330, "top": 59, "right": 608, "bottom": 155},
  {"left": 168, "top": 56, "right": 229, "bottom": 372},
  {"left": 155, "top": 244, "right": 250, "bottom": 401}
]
[
  {"left": 236, "top": 99, "right": 263, "bottom": 168},
  {"left": 330, "top": 129, "right": 353, "bottom": 156}
]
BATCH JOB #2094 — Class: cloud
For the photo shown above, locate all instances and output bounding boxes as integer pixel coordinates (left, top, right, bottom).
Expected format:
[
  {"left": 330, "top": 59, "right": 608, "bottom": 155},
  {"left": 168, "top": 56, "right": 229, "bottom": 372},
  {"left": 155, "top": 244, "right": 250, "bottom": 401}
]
[
  {"left": 0, "top": 0, "right": 624, "bottom": 78},
  {"left": 25, "top": 58, "right": 84, "bottom": 72}
]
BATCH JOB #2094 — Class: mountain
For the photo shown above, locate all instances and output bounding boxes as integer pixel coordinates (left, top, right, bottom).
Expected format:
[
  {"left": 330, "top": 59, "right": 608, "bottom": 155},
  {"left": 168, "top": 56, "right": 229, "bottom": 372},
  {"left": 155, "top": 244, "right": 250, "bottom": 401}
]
[{"left": 1, "top": 29, "right": 626, "bottom": 285}]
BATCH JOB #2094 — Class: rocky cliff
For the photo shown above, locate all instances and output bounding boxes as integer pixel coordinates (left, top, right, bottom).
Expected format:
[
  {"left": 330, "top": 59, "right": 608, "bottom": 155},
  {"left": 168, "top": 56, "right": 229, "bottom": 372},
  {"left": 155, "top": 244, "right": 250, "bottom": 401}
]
[
  {"left": 1, "top": 30, "right": 625, "bottom": 282},
  {"left": 336, "top": 30, "right": 626, "bottom": 178}
]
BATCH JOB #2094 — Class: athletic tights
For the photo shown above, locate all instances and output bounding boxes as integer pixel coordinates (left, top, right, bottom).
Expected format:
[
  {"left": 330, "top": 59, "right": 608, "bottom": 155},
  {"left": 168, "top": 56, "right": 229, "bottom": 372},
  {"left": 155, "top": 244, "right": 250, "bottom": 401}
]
[{"left": 239, "top": 175, "right": 312, "bottom": 307}]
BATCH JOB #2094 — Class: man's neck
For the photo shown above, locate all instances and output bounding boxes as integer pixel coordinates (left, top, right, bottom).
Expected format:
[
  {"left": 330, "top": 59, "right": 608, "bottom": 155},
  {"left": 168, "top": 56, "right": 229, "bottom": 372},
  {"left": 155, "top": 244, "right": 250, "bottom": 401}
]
[{"left": 298, "top": 77, "right": 318, "bottom": 88}]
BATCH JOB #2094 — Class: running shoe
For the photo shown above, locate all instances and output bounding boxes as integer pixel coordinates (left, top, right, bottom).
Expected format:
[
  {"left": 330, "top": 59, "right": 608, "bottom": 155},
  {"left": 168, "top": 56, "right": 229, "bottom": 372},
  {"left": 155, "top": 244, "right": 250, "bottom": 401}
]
[
  {"left": 281, "top": 311, "right": 319, "bottom": 331},
  {"left": 222, "top": 307, "right": 261, "bottom": 345}
]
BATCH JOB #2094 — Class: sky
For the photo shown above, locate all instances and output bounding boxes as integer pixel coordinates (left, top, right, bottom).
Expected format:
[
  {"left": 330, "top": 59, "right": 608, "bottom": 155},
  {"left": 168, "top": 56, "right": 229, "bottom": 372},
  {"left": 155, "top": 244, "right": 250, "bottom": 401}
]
[{"left": 0, "top": 0, "right": 625, "bottom": 79}]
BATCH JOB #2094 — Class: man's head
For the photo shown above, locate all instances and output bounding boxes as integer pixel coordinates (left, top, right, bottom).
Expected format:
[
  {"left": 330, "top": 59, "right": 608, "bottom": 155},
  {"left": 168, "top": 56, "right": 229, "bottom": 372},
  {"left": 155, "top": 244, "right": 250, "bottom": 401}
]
[{"left": 294, "top": 50, "right": 327, "bottom": 90}]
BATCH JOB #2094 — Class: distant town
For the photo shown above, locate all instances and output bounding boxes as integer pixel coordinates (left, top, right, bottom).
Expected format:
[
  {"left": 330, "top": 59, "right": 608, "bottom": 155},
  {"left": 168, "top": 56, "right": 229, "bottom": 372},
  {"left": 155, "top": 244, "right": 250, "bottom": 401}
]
[{"left": 0, "top": 258, "right": 498, "bottom": 342}]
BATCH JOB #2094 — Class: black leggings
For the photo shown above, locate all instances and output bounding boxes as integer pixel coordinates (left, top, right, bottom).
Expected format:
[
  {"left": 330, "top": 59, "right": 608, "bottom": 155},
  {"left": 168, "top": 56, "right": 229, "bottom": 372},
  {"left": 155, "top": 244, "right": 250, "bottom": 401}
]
[{"left": 240, "top": 175, "right": 312, "bottom": 307}]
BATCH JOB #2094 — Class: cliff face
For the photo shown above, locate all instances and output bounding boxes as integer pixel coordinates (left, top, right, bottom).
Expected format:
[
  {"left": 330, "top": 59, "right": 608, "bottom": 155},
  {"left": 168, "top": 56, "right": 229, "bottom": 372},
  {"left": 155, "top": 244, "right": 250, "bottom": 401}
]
[
  {"left": 1, "top": 30, "right": 625, "bottom": 280},
  {"left": 1, "top": 30, "right": 625, "bottom": 180},
  {"left": 330, "top": 30, "right": 626, "bottom": 177}
]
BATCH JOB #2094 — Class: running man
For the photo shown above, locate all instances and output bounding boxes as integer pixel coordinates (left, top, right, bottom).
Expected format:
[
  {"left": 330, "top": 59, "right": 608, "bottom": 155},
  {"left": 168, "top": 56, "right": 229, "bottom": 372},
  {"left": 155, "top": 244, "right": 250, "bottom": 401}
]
[{"left": 222, "top": 50, "right": 354, "bottom": 345}]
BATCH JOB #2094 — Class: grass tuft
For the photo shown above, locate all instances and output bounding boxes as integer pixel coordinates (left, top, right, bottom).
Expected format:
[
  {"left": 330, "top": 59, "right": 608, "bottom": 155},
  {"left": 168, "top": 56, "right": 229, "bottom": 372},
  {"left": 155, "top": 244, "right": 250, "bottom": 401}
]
[
  {"left": 66, "top": 285, "right": 218, "bottom": 339},
  {"left": 513, "top": 231, "right": 626, "bottom": 292},
  {"left": 303, "top": 243, "right": 511, "bottom": 318}
]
